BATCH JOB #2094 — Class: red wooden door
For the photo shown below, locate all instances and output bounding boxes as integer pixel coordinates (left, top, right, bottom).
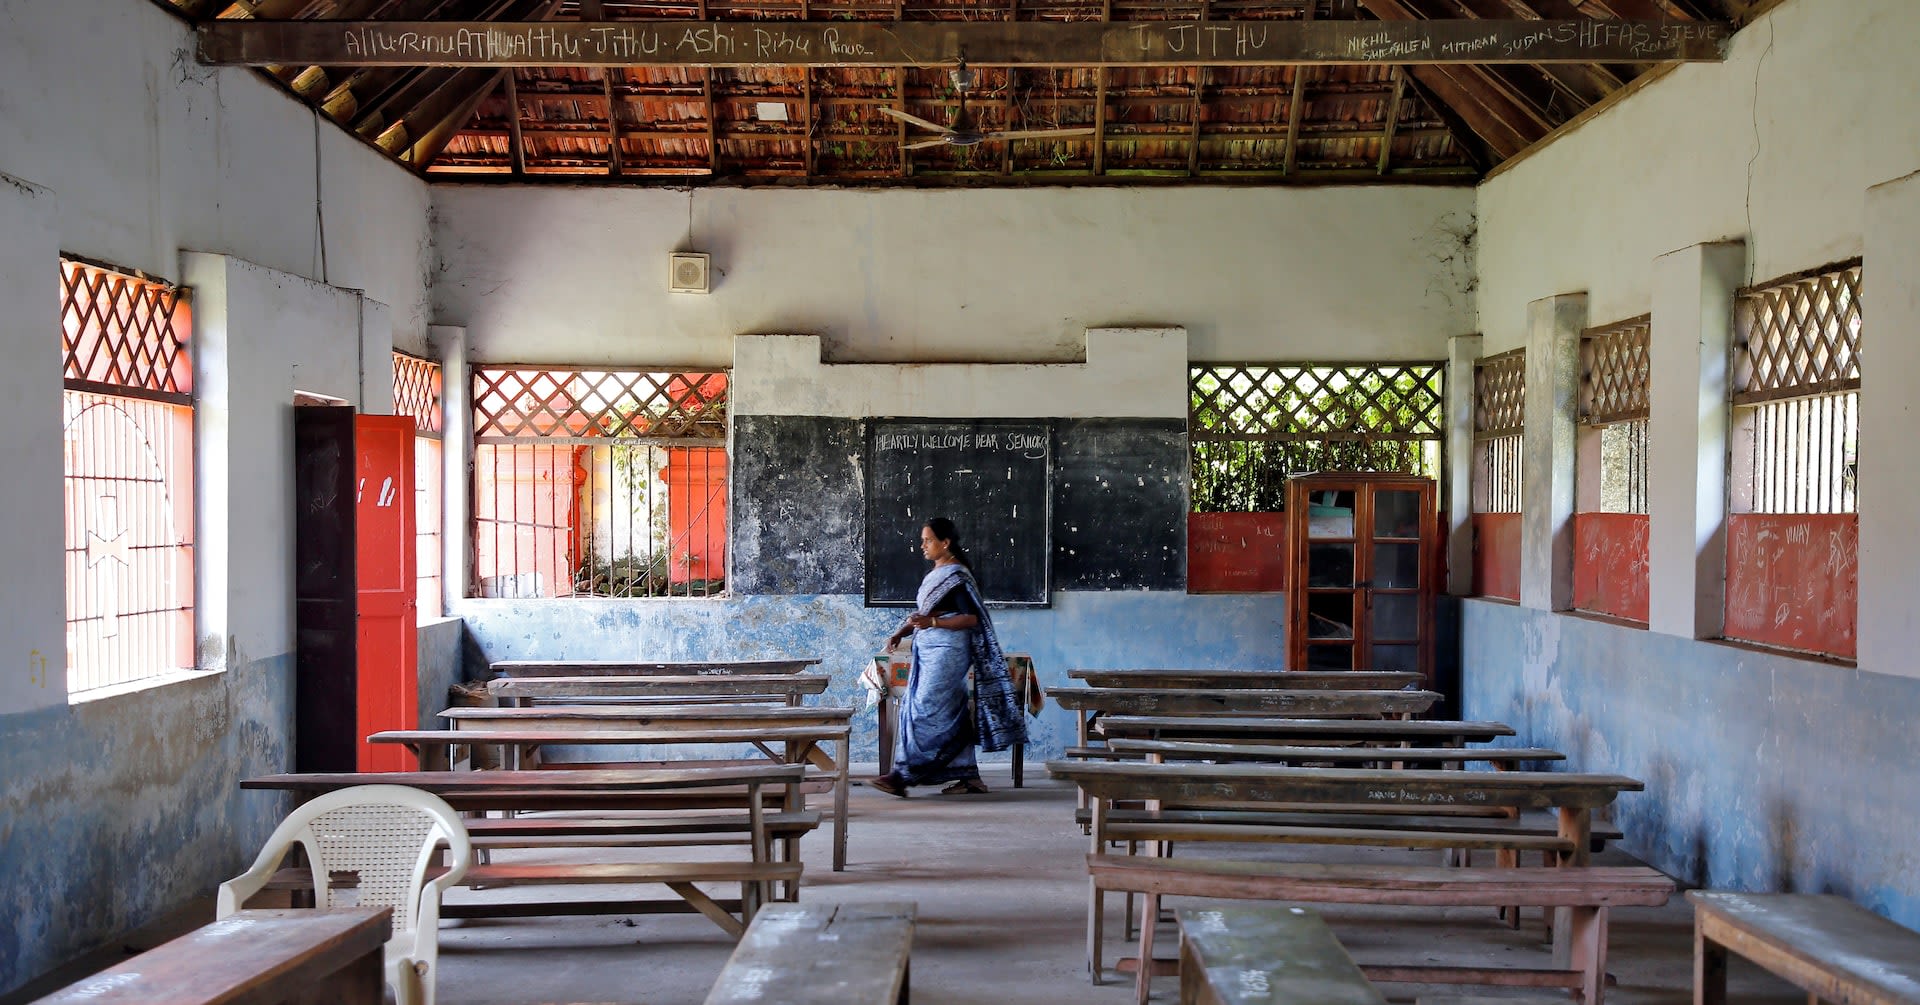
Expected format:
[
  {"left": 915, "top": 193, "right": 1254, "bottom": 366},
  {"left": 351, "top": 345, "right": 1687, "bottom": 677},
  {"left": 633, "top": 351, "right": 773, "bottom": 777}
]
[{"left": 355, "top": 416, "right": 417, "bottom": 771}]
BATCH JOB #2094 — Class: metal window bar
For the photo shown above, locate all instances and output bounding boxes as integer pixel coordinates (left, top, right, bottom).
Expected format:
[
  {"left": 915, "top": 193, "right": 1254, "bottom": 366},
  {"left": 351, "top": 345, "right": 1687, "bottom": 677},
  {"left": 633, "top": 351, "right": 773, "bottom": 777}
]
[
  {"left": 1479, "top": 433, "right": 1524, "bottom": 514},
  {"left": 1472, "top": 349, "right": 1525, "bottom": 515},
  {"left": 1188, "top": 363, "right": 1445, "bottom": 513},
  {"left": 1744, "top": 392, "right": 1858, "bottom": 515},
  {"left": 471, "top": 368, "right": 728, "bottom": 599},
  {"left": 60, "top": 258, "right": 194, "bottom": 695},
  {"left": 1593, "top": 419, "right": 1650, "bottom": 515}
]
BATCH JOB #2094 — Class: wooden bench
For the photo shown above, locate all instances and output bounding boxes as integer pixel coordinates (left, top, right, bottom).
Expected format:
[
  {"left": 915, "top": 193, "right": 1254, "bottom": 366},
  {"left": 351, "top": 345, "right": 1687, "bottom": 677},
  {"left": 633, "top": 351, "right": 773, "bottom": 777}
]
[
  {"left": 488, "top": 674, "right": 832, "bottom": 708},
  {"left": 493, "top": 657, "right": 821, "bottom": 676},
  {"left": 704, "top": 902, "right": 916, "bottom": 1005},
  {"left": 1050, "top": 688, "right": 1443, "bottom": 740},
  {"left": 1075, "top": 807, "right": 1624, "bottom": 854},
  {"left": 1096, "top": 856, "right": 1675, "bottom": 1005},
  {"left": 1093, "top": 716, "right": 1517, "bottom": 746},
  {"left": 1175, "top": 905, "right": 1385, "bottom": 1005},
  {"left": 32, "top": 908, "right": 390, "bottom": 1005},
  {"left": 1688, "top": 891, "right": 1920, "bottom": 1005},
  {"left": 243, "top": 764, "right": 803, "bottom": 934},
  {"left": 374, "top": 721, "right": 855, "bottom": 872},
  {"left": 1108, "top": 739, "right": 1567, "bottom": 769}
]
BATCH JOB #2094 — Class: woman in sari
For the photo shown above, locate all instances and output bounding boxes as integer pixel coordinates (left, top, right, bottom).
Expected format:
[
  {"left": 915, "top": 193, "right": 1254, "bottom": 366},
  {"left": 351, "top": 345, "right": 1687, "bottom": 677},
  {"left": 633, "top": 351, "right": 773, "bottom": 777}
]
[{"left": 872, "top": 517, "right": 1028, "bottom": 797}]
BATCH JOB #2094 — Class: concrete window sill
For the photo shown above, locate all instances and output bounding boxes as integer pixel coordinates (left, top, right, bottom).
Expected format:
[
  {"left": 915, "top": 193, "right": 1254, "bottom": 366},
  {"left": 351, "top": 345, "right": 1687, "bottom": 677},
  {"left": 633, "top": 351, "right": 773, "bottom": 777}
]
[{"left": 68, "top": 666, "right": 225, "bottom": 706}]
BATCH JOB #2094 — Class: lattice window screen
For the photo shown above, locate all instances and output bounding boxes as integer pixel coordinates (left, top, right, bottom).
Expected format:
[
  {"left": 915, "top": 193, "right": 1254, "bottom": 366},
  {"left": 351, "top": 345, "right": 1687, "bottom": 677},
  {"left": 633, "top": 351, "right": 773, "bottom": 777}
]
[
  {"left": 1472, "top": 349, "right": 1525, "bottom": 440},
  {"left": 1188, "top": 363, "right": 1445, "bottom": 513},
  {"left": 393, "top": 352, "right": 443, "bottom": 435},
  {"left": 62, "top": 259, "right": 192, "bottom": 403},
  {"left": 1579, "top": 315, "right": 1650, "bottom": 426},
  {"left": 1733, "top": 262, "right": 1862, "bottom": 405},
  {"left": 473, "top": 367, "right": 726, "bottom": 441}
]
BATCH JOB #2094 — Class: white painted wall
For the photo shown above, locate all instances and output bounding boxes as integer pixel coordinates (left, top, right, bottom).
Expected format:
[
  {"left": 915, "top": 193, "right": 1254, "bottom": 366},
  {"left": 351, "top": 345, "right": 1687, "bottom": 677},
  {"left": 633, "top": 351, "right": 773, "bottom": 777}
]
[
  {"left": 432, "top": 185, "right": 1476, "bottom": 366},
  {"left": 733, "top": 329, "right": 1187, "bottom": 418},
  {"left": 1476, "top": 0, "right": 1920, "bottom": 351},
  {"left": 0, "top": 0, "right": 432, "bottom": 343},
  {"left": 0, "top": 175, "right": 65, "bottom": 716},
  {"left": 187, "top": 254, "right": 391, "bottom": 669}
]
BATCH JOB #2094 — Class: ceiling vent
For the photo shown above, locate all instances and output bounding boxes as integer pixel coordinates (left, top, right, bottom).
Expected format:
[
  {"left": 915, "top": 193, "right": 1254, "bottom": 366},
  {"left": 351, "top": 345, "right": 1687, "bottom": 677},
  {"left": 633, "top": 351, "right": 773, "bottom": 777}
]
[{"left": 670, "top": 252, "right": 711, "bottom": 294}]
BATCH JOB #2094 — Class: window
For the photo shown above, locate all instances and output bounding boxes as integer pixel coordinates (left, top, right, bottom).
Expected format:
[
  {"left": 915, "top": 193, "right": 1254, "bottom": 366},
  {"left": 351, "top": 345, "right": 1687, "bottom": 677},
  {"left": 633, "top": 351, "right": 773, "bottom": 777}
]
[
  {"left": 471, "top": 367, "right": 728, "bottom": 599},
  {"left": 394, "top": 352, "right": 443, "bottom": 619},
  {"left": 1187, "top": 364, "right": 1443, "bottom": 594},
  {"left": 1724, "top": 261, "right": 1861, "bottom": 658},
  {"left": 60, "top": 258, "right": 195, "bottom": 695},
  {"left": 1573, "top": 316, "right": 1651, "bottom": 622},
  {"left": 1470, "top": 348, "right": 1524, "bottom": 601}
]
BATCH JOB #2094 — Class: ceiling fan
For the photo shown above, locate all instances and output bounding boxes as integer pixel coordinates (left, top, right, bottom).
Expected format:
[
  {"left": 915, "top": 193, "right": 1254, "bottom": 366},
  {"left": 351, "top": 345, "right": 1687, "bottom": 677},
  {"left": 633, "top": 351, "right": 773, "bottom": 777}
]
[{"left": 878, "top": 63, "right": 1097, "bottom": 151}]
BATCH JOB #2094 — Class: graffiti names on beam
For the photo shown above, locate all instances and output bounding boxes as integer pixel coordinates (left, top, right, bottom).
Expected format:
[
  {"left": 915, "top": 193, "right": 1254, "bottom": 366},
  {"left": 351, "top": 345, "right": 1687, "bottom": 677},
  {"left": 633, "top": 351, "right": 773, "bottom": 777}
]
[{"left": 203, "top": 19, "right": 1732, "bottom": 68}]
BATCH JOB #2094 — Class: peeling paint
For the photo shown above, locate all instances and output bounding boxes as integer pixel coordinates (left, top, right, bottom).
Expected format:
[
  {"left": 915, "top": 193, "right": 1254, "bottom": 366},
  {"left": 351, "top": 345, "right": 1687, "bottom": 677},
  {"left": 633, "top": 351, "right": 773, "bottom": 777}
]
[{"left": 1462, "top": 600, "right": 1920, "bottom": 930}]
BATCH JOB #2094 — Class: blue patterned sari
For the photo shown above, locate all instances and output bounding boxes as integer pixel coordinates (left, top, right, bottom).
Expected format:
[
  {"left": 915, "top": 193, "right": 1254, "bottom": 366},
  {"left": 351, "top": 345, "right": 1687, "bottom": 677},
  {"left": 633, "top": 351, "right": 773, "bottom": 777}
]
[{"left": 892, "top": 564, "right": 1028, "bottom": 785}]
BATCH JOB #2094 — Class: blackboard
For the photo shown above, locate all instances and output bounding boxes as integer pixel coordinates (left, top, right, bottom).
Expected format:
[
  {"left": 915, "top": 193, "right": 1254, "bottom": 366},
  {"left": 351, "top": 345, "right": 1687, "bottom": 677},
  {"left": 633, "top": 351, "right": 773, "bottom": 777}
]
[
  {"left": 1053, "top": 419, "right": 1188, "bottom": 591},
  {"left": 865, "top": 420, "right": 1051, "bottom": 607},
  {"left": 730, "top": 415, "right": 865, "bottom": 595}
]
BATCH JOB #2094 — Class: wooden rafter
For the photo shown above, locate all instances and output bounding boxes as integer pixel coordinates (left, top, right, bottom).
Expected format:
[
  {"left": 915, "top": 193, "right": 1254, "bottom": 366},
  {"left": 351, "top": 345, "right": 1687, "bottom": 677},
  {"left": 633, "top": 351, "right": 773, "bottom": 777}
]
[
  {"left": 198, "top": 18, "right": 1731, "bottom": 67},
  {"left": 1377, "top": 64, "right": 1404, "bottom": 172}
]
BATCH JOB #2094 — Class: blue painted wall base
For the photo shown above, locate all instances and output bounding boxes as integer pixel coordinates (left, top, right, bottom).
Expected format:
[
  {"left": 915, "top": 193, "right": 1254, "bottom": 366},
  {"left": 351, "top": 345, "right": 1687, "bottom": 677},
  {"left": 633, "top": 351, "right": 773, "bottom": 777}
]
[{"left": 1461, "top": 599, "right": 1920, "bottom": 930}]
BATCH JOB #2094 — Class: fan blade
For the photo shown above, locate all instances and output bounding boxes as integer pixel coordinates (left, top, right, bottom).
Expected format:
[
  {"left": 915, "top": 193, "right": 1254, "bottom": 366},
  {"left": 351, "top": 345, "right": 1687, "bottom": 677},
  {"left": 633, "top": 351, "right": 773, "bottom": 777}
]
[
  {"left": 982, "top": 127, "right": 1100, "bottom": 141},
  {"left": 877, "top": 106, "right": 955, "bottom": 135},
  {"left": 902, "top": 137, "right": 954, "bottom": 151}
]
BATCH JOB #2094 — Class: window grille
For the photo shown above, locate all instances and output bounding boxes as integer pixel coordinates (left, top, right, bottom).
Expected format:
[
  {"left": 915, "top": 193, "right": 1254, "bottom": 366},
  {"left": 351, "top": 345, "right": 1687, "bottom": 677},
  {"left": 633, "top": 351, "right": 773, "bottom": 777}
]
[
  {"left": 60, "top": 258, "right": 195, "bottom": 695},
  {"left": 1472, "top": 349, "right": 1525, "bottom": 513},
  {"left": 394, "top": 353, "right": 444, "bottom": 619},
  {"left": 1188, "top": 363, "right": 1444, "bottom": 512},
  {"left": 1732, "top": 262, "right": 1862, "bottom": 515},
  {"left": 1580, "top": 316, "right": 1651, "bottom": 515},
  {"left": 472, "top": 367, "right": 728, "bottom": 598},
  {"left": 393, "top": 351, "right": 443, "bottom": 435}
]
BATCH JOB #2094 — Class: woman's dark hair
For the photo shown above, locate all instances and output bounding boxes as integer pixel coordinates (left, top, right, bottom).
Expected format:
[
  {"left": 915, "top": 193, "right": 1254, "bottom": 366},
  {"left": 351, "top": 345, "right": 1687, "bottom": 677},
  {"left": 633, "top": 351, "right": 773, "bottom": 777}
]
[{"left": 925, "top": 517, "right": 973, "bottom": 569}]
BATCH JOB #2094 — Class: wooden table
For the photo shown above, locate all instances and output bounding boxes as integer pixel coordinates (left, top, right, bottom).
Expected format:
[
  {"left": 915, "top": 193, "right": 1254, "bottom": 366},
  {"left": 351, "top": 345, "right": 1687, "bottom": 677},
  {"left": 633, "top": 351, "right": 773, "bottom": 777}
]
[
  {"left": 1049, "top": 686, "right": 1441, "bottom": 721},
  {"left": 1069, "top": 669, "right": 1421, "bottom": 690},
  {"left": 372, "top": 723, "right": 855, "bottom": 871},
  {"left": 445, "top": 704, "right": 854, "bottom": 733},
  {"left": 244, "top": 765, "right": 805, "bottom": 931},
  {"left": 492, "top": 657, "right": 821, "bottom": 677},
  {"left": 32, "top": 908, "right": 390, "bottom": 1005},
  {"left": 488, "top": 674, "right": 832, "bottom": 707}
]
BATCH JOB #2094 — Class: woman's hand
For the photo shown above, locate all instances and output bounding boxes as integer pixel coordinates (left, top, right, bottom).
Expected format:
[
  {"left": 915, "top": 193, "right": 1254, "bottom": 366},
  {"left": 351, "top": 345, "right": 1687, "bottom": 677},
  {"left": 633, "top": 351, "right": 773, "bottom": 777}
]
[
  {"left": 885, "top": 631, "right": 906, "bottom": 652},
  {"left": 906, "top": 613, "right": 936, "bottom": 630}
]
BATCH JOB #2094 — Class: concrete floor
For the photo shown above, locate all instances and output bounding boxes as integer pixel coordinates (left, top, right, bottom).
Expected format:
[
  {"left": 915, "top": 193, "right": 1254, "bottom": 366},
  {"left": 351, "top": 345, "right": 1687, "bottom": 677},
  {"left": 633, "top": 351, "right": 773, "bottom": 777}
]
[{"left": 426, "top": 765, "right": 1813, "bottom": 1005}]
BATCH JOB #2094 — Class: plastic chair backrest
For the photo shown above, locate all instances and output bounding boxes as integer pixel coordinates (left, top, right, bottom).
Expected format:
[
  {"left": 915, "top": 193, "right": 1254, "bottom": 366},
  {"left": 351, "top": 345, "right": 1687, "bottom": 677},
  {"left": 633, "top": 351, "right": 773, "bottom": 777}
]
[{"left": 264, "top": 785, "right": 470, "bottom": 932}]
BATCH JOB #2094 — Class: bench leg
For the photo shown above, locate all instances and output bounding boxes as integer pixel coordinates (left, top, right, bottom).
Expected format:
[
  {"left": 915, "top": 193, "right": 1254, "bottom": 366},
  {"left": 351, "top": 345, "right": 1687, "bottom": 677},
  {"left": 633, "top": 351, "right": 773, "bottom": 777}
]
[
  {"left": 1569, "top": 905, "right": 1607, "bottom": 1005},
  {"left": 1693, "top": 927, "right": 1727, "bottom": 1005},
  {"left": 1135, "top": 892, "right": 1160, "bottom": 1005},
  {"left": 1089, "top": 878, "right": 1106, "bottom": 984},
  {"left": 1013, "top": 743, "right": 1025, "bottom": 788}
]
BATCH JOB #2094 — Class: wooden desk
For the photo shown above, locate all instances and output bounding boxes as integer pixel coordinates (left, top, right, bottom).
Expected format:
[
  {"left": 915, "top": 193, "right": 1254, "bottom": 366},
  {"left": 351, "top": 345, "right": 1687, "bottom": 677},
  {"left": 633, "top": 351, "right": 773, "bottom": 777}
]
[
  {"left": 1048, "top": 686, "right": 1440, "bottom": 721},
  {"left": 444, "top": 704, "right": 854, "bottom": 732},
  {"left": 33, "top": 908, "right": 390, "bottom": 1005},
  {"left": 1093, "top": 715, "right": 1515, "bottom": 747},
  {"left": 488, "top": 674, "right": 831, "bottom": 707},
  {"left": 1106, "top": 738, "right": 1565, "bottom": 767},
  {"left": 704, "top": 902, "right": 916, "bottom": 1005},
  {"left": 1069, "top": 669, "right": 1421, "bottom": 690},
  {"left": 492, "top": 657, "right": 821, "bottom": 677},
  {"left": 244, "top": 765, "right": 805, "bottom": 932},
  {"left": 1176, "top": 905, "right": 1384, "bottom": 1005},
  {"left": 372, "top": 723, "right": 855, "bottom": 872}
]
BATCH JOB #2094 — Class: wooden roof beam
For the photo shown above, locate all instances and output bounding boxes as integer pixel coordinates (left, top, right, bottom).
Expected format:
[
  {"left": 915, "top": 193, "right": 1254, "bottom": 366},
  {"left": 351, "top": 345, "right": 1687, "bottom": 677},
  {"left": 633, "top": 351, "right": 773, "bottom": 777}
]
[{"left": 199, "top": 17, "right": 1731, "bottom": 67}]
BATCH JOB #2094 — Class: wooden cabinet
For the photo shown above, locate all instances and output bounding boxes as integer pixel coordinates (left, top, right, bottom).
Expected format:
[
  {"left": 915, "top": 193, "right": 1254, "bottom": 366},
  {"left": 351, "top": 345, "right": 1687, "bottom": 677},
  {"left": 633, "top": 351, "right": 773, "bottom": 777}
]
[
  {"left": 1285, "top": 474, "right": 1439, "bottom": 683},
  {"left": 294, "top": 406, "right": 418, "bottom": 773}
]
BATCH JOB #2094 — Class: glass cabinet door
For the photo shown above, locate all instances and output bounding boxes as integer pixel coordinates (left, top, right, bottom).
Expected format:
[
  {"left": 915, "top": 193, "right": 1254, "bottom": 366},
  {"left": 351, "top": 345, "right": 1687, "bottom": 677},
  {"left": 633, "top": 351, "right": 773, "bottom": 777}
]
[{"left": 1287, "top": 476, "right": 1437, "bottom": 681}]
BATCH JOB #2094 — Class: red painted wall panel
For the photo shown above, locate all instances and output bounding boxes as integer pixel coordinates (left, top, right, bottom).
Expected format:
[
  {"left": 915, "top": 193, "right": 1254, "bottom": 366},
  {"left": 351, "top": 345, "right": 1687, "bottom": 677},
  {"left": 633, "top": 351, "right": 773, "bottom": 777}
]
[
  {"left": 1187, "top": 512, "right": 1289, "bottom": 593},
  {"left": 1473, "top": 513, "right": 1522, "bottom": 602},
  {"left": 1725, "top": 513, "right": 1858, "bottom": 659},
  {"left": 355, "top": 415, "right": 417, "bottom": 772},
  {"left": 1573, "top": 512, "right": 1650, "bottom": 623}
]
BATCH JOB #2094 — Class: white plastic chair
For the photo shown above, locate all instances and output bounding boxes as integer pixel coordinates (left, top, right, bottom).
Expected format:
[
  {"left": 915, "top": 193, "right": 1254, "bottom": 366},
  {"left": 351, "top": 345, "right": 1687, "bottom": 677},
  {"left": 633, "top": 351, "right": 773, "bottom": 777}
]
[{"left": 217, "top": 784, "right": 473, "bottom": 1005}]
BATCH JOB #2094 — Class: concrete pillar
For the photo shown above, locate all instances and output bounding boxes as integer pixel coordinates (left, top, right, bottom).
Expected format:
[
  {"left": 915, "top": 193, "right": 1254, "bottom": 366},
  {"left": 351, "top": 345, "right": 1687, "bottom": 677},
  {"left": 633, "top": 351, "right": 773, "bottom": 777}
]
[
  {"left": 1520, "top": 294, "right": 1585, "bottom": 612},
  {"left": 1646, "top": 242, "right": 1744, "bottom": 640},
  {"left": 1445, "top": 333, "right": 1483, "bottom": 597},
  {"left": 436, "top": 325, "right": 469, "bottom": 609},
  {"left": 0, "top": 174, "right": 64, "bottom": 712},
  {"left": 1859, "top": 171, "right": 1920, "bottom": 679},
  {"left": 182, "top": 252, "right": 234, "bottom": 673}
]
